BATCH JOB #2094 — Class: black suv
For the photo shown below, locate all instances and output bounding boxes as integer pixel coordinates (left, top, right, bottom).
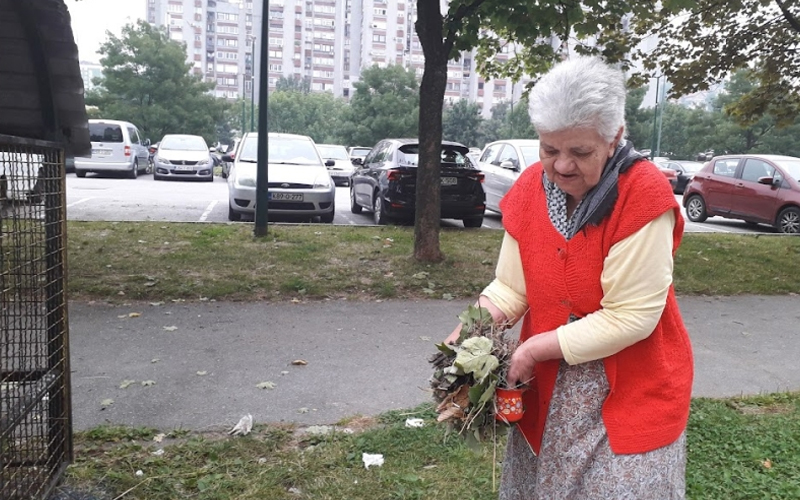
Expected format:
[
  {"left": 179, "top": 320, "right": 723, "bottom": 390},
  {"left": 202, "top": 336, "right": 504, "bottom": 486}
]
[{"left": 349, "top": 139, "right": 486, "bottom": 227}]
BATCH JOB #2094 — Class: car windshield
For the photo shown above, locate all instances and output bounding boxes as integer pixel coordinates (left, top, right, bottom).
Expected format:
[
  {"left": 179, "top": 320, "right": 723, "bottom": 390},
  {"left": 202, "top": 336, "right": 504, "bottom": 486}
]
[
  {"left": 774, "top": 159, "right": 800, "bottom": 181},
  {"left": 351, "top": 148, "right": 371, "bottom": 156},
  {"left": 317, "top": 145, "right": 349, "bottom": 160},
  {"left": 397, "top": 145, "right": 469, "bottom": 167},
  {"left": 239, "top": 135, "right": 320, "bottom": 165},
  {"left": 520, "top": 146, "right": 541, "bottom": 167},
  {"left": 680, "top": 161, "right": 704, "bottom": 173},
  {"left": 88, "top": 123, "right": 123, "bottom": 143},
  {"left": 161, "top": 136, "right": 208, "bottom": 151}
]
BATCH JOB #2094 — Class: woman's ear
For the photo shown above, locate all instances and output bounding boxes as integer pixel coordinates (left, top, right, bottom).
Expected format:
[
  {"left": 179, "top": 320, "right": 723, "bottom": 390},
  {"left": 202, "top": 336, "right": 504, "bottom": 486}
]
[{"left": 608, "top": 127, "right": 625, "bottom": 157}]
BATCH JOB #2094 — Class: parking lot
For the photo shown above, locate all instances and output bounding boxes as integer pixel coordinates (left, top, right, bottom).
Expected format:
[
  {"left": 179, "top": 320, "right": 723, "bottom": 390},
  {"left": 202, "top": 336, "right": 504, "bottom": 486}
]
[{"left": 65, "top": 173, "right": 773, "bottom": 233}]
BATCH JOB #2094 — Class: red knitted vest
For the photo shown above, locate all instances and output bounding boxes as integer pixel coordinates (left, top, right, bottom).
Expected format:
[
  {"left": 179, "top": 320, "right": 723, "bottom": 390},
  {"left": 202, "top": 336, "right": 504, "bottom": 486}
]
[{"left": 499, "top": 160, "right": 693, "bottom": 455}]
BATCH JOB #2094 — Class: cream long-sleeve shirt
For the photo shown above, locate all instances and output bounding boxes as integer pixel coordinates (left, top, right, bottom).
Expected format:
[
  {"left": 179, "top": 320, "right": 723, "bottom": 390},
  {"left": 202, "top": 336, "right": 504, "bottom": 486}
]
[{"left": 482, "top": 210, "right": 676, "bottom": 365}]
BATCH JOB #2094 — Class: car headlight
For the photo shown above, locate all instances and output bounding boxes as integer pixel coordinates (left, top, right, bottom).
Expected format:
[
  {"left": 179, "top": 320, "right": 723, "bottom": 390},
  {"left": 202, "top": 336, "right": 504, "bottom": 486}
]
[
  {"left": 314, "top": 174, "right": 332, "bottom": 189},
  {"left": 235, "top": 170, "right": 257, "bottom": 187},
  {"left": 155, "top": 156, "right": 168, "bottom": 164},
  {"left": 197, "top": 157, "right": 210, "bottom": 165}
]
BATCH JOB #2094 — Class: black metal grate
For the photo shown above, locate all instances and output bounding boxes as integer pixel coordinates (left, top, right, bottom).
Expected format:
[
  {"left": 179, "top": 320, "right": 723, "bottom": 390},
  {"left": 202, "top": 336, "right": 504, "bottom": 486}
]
[{"left": 1, "top": 135, "right": 71, "bottom": 500}]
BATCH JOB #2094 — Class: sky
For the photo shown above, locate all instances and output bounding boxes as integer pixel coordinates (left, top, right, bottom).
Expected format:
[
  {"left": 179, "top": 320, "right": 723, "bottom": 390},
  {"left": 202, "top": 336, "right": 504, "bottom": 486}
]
[{"left": 65, "top": 0, "right": 146, "bottom": 62}]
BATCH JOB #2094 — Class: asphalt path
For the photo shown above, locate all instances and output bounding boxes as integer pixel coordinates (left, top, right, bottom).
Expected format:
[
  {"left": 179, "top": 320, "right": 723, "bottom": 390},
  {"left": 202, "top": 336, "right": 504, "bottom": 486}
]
[
  {"left": 64, "top": 172, "right": 773, "bottom": 233},
  {"left": 67, "top": 295, "right": 800, "bottom": 431}
]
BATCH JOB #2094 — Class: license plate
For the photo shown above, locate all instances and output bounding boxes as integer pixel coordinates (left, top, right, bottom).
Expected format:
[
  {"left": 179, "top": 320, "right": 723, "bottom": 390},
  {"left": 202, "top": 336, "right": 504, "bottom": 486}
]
[
  {"left": 175, "top": 167, "right": 194, "bottom": 172},
  {"left": 441, "top": 177, "right": 457, "bottom": 186},
  {"left": 92, "top": 149, "right": 111, "bottom": 156},
  {"left": 269, "top": 192, "right": 304, "bottom": 201}
]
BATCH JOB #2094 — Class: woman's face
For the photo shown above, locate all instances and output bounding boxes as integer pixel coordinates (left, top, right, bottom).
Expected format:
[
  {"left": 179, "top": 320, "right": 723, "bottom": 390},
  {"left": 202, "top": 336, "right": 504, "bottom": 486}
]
[{"left": 539, "top": 127, "right": 623, "bottom": 201}]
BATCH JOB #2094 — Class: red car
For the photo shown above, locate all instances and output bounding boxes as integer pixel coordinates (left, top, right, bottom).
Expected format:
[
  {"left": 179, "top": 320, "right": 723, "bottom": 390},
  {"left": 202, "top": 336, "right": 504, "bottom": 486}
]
[{"left": 683, "top": 154, "right": 800, "bottom": 233}]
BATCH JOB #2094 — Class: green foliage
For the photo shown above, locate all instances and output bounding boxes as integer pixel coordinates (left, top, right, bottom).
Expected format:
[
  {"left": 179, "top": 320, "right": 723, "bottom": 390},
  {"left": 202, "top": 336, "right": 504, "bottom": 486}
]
[
  {"left": 86, "top": 20, "right": 234, "bottom": 145},
  {"left": 267, "top": 90, "right": 347, "bottom": 144},
  {"left": 636, "top": 0, "right": 800, "bottom": 126},
  {"left": 338, "top": 65, "right": 420, "bottom": 147},
  {"left": 275, "top": 75, "right": 310, "bottom": 94},
  {"left": 442, "top": 99, "right": 484, "bottom": 147}
]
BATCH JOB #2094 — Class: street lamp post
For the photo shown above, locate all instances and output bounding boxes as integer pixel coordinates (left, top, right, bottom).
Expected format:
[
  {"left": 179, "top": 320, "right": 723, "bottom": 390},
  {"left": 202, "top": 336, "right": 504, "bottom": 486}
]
[
  {"left": 254, "top": 0, "right": 269, "bottom": 236},
  {"left": 250, "top": 36, "right": 256, "bottom": 132}
]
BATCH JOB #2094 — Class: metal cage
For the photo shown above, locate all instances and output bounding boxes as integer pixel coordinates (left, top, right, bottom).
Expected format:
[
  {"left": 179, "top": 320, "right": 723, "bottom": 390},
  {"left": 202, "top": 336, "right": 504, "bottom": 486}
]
[{"left": 0, "top": 134, "right": 71, "bottom": 499}]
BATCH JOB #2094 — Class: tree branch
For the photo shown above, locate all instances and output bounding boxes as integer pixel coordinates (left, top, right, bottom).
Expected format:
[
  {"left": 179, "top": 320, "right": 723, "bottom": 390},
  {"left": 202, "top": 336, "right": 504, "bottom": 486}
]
[
  {"left": 443, "top": 0, "right": 489, "bottom": 54},
  {"left": 774, "top": 0, "right": 800, "bottom": 33}
]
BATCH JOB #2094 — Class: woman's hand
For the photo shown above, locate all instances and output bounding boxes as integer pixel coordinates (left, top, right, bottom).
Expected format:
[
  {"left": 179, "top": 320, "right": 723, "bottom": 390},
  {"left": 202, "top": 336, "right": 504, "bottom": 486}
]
[{"left": 506, "top": 331, "right": 563, "bottom": 388}]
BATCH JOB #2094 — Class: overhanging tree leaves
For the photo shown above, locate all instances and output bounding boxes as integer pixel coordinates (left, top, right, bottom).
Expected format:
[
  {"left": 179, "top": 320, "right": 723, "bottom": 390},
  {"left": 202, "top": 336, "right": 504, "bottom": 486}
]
[
  {"left": 636, "top": 0, "right": 800, "bottom": 127},
  {"left": 414, "top": 0, "right": 654, "bottom": 262},
  {"left": 267, "top": 90, "right": 347, "bottom": 144},
  {"left": 86, "top": 20, "right": 233, "bottom": 144}
]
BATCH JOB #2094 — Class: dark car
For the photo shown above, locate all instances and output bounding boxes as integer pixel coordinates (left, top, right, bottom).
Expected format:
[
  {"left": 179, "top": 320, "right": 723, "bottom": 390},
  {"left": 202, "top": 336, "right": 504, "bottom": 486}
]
[
  {"left": 657, "top": 160, "right": 705, "bottom": 194},
  {"left": 349, "top": 139, "right": 486, "bottom": 227},
  {"left": 683, "top": 154, "right": 800, "bottom": 233}
]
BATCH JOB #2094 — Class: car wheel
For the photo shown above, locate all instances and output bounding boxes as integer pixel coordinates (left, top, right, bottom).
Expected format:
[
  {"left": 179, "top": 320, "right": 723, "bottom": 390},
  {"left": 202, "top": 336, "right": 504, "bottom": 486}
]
[
  {"left": 777, "top": 206, "right": 800, "bottom": 234},
  {"left": 685, "top": 195, "right": 708, "bottom": 223},
  {"left": 320, "top": 207, "right": 335, "bottom": 223},
  {"left": 373, "top": 193, "right": 389, "bottom": 225},
  {"left": 228, "top": 202, "right": 241, "bottom": 221},
  {"left": 75, "top": 169, "right": 86, "bottom": 178},
  {"left": 128, "top": 160, "right": 139, "bottom": 179},
  {"left": 146, "top": 159, "right": 154, "bottom": 174},
  {"left": 463, "top": 217, "right": 483, "bottom": 228},
  {"left": 350, "top": 186, "right": 363, "bottom": 214}
]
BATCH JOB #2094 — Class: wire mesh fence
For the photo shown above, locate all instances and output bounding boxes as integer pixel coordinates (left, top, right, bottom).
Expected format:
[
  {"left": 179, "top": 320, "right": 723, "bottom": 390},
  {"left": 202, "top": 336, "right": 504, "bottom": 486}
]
[{"left": 1, "top": 135, "right": 71, "bottom": 499}]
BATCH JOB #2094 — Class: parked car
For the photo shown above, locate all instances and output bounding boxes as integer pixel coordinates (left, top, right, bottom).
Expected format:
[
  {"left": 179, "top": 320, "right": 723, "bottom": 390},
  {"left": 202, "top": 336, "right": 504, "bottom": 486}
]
[
  {"left": 317, "top": 144, "right": 355, "bottom": 186},
  {"left": 657, "top": 160, "right": 705, "bottom": 194},
  {"left": 477, "top": 139, "right": 540, "bottom": 213},
  {"left": 225, "top": 132, "right": 336, "bottom": 223},
  {"left": 220, "top": 138, "right": 241, "bottom": 179},
  {"left": 152, "top": 134, "right": 214, "bottom": 181},
  {"left": 349, "top": 139, "right": 486, "bottom": 227},
  {"left": 348, "top": 146, "right": 372, "bottom": 164},
  {"left": 74, "top": 119, "right": 150, "bottom": 179},
  {"left": 658, "top": 164, "right": 678, "bottom": 191},
  {"left": 683, "top": 154, "right": 800, "bottom": 233}
]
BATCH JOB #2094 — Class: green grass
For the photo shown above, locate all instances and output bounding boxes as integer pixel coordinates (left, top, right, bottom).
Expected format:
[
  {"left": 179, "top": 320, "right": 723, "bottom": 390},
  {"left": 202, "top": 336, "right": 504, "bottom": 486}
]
[
  {"left": 65, "top": 222, "right": 800, "bottom": 302},
  {"left": 59, "top": 394, "right": 800, "bottom": 499}
]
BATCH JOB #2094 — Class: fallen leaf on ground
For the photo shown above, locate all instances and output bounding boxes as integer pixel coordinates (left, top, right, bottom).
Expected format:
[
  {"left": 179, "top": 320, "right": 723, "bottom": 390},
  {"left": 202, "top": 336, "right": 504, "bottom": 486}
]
[
  {"left": 291, "top": 359, "right": 308, "bottom": 366},
  {"left": 280, "top": 370, "right": 289, "bottom": 376},
  {"left": 151, "top": 358, "right": 160, "bottom": 363},
  {"left": 256, "top": 381, "right": 276, "bottom": 390},
  {"left": 291, "top": 298, "right": 301, "bottom": 303},
  {"left": 117, "top": 291, "right": 125, "bottom": 296},
  {"left": 128, "top": 312, "right": 141, "bottom": 318},
  {"left": 141, "top": 380, "right": 156, "bottom": 387},
  {"left": 442, "top": 293, "right": 454, "bottom": 301},
  {"left": 119, "top": 380, "right": 136, "bottom": 389},
  {"left": 163, "top": 326, "right": 178, "bottom": 332},
  {"left": 117, "top": 315, "right": 127, "bottom": 319},
  {"left": 419, "top": 336, "right": 431, "bottom": 341},
  {"left": 297, "top": 407, "right": 309, "bottom": 414},
  {"left": 153, "top": 433, "right": 166, "bottom": 443},
  {"left": 196, "top": 371, "right": 208, "bottom": 376},
  {"left": 150, "top": 301, "right": 164, "bottom": 306},
  {"left": 762, "top": 459, "right": 773, "bottom": 469},
  {"left": 100, "top": 398, "right": 114, "bottom": 408}
]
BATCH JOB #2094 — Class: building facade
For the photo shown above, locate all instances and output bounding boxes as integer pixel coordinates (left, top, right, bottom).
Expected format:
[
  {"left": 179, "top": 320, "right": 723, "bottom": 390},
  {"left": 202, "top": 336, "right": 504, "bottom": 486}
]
[
  {"left": 149, "top": 0, "right": 527, "bottom": 118},
  {"left": 148, "top": 0, "right": 264, "bottom": 101}
]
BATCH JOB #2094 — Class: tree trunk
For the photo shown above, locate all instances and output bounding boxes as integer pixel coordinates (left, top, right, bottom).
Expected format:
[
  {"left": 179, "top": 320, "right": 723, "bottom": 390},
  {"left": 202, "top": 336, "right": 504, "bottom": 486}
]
[{"left": 414, "top": 0, "right": 449, "bottom": 262}]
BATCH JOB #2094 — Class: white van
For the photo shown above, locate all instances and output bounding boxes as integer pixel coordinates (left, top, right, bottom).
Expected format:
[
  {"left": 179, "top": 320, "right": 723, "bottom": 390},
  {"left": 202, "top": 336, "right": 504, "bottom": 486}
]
[{"left": 74, "top": 119, "right": 151, "bottom": 179}]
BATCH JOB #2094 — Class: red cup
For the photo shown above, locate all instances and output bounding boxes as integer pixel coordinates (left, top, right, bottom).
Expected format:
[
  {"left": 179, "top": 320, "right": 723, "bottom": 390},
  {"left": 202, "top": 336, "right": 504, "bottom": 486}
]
[{"left": 494, "top": 387, "right": 525, "bottom": 423}]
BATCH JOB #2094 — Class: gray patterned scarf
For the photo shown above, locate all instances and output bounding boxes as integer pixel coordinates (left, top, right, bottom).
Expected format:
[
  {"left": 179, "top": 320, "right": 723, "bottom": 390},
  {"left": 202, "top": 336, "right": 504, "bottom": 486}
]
[{"left": 565, "top": 140, "right": 645, "bottom": 238}]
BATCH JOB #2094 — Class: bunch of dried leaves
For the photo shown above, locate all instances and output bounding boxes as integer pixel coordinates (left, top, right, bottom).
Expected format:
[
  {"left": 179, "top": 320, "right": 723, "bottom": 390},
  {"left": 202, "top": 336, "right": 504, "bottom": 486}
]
[{"left": 429, "top": 305, "right": 519, "bottom": 445}]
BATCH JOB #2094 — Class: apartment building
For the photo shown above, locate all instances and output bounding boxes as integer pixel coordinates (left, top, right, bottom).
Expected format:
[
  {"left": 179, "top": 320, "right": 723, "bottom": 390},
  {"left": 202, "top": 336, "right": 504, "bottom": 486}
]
[
  {"left": 148, "top": 0, "right": 264, "bottom": 101},
  {"left": 149, "top": 0, "right": 525, "bottom": 117}
]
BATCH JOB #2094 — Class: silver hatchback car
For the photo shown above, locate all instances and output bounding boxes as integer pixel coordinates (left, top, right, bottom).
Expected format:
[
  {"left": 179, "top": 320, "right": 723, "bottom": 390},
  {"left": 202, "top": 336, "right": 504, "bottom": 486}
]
[
  {"left": 153, "top": 134, "right": 214, "bottom": 181},
  {"left": 74, "top": 119, "right": 150, "bottom": 179},
  {"left": 226, "top": 132, "right": 336, "bottom": 223}
]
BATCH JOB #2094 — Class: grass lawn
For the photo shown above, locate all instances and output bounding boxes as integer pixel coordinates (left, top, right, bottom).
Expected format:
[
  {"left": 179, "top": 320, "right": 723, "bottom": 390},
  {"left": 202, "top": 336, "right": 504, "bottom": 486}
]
[
  {"left": 56, "top": 222, "right": 800, "bottom": 499},
  {"left": 66, "top": 221, "right": 800, "bottom": 302},
  {"left": 59, "top": 394, "right": 800, "bottom": 500}
]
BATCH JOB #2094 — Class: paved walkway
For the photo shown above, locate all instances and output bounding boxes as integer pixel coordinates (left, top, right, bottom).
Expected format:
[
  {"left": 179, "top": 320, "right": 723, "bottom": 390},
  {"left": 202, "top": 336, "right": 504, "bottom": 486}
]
[{"left": 67, "top": 295, "right": 800, "bottom": 431}]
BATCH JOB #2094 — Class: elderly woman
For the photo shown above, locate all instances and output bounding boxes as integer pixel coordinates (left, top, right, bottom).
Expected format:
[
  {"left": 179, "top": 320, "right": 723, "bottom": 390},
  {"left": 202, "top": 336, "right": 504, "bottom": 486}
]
[{"left": 445, "top": 56, "right": 693, "bottom": 498}]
